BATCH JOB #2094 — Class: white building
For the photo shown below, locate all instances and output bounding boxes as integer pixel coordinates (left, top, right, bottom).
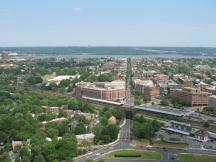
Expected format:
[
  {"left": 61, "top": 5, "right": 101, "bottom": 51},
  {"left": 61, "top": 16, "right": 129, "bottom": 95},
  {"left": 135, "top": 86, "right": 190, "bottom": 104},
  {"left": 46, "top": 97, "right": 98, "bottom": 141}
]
[
  {"left": 47, "top": 74, "right": 80, "bottom": 85},
  {"left": 76, "top": 133, "right": 95, "bottom": 145}
]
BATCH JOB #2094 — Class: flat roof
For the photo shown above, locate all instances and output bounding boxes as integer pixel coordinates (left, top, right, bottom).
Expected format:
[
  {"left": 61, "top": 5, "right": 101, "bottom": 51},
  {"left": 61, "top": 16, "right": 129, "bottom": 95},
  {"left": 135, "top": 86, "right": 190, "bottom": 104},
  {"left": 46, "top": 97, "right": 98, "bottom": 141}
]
[
  {"left": 76, "top": 133, "right": 95, "bottom": 139},
  {"left": 134, "top": 105, "right": 192, "bottom": 117},
  {"left": 133, "top": 79, "right": 155, "bottom": 87},
  {"left": 170, "top": 120, "right": 191, "bottom": 127},
  {"left": 165, "top": 127, "right": 190, "bottom": 136},
  {"left": 76, "top": 80, "right": 125, "bottom": 91},
  {"left": 82, "top": 96, "right": 123, "bottom": 105}
]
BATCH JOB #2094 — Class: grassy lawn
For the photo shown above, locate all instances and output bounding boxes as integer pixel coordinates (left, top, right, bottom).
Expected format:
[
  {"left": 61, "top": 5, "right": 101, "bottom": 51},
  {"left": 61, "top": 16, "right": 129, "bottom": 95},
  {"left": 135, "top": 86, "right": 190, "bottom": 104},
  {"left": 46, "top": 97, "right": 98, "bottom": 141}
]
[
  {"left": 102, "top": 149, "right": 162, "bottom": 160},
  {"left": 153, "top": 140, "right": 188, "bottom": 148},
  {"left": 177, "top": 153, "right": 216, "bottom": 162}
]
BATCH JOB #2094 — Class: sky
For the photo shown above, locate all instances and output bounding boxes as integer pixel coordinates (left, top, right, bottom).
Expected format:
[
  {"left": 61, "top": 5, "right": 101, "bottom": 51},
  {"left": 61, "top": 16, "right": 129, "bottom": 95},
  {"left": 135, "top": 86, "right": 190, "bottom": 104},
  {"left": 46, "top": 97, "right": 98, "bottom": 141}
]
[{"left": 0, "top": 0, "right": 216, "bottom": 47}]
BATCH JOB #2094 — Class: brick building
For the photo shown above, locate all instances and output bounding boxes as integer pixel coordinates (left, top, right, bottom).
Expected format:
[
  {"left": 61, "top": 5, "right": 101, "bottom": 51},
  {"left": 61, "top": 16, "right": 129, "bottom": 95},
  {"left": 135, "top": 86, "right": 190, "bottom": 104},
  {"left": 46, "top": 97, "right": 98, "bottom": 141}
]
[
  {"left": 170, "top": 87, "right": 208, "bottom": 111},
  {"left": 75, "top": 80, "right": 126, "bottom": 101},
  {"left": 143, "top": 86, "right": 160, "bottom": 96},
  {"left": 133, "top": 79, "right": 160, "bottom": 97}
]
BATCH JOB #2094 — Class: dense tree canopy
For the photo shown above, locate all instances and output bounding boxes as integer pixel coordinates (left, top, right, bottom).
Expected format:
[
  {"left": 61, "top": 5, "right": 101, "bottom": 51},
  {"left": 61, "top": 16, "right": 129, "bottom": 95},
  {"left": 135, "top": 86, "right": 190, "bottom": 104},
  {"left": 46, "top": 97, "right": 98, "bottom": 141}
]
[{"left": 132, "top": 116, "right": 160, "bottom": 140}]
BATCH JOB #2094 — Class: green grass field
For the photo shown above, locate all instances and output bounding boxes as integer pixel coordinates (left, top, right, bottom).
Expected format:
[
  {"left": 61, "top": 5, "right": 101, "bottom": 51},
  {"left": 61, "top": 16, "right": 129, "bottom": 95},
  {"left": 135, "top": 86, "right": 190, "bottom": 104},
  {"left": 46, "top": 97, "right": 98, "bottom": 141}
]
[
  {"left": 102, "top": 149, "right": 162, "bottom": 160},
  {"left": 177, "top": 153, "right": 216, "bottom": 162}
]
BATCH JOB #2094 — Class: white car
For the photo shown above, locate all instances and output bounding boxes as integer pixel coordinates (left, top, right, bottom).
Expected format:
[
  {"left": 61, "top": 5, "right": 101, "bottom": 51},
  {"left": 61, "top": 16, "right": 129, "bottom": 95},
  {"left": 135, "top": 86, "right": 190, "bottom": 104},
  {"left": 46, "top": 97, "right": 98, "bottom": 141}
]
[
  {"left": 146, "top": 145, "right": 153, "bottom": 148},
  {"left": 95, "top": 153, "right": 101, "bottom": 156}
]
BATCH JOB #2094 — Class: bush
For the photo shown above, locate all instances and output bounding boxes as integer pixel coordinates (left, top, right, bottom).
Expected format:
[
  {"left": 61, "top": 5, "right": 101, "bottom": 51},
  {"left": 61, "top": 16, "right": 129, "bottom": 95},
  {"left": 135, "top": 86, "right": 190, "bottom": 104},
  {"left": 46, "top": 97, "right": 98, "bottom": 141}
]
[{"left": 114, "top": 154, "right": 141, "bottom": 157}]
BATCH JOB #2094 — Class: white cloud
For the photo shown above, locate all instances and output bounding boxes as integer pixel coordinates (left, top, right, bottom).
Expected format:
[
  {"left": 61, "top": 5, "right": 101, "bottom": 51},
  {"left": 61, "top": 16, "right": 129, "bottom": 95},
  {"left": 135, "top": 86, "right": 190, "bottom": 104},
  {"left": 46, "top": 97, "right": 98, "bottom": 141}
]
[{"left": 72, "top": 7, "right": 82, "bottom": 12}]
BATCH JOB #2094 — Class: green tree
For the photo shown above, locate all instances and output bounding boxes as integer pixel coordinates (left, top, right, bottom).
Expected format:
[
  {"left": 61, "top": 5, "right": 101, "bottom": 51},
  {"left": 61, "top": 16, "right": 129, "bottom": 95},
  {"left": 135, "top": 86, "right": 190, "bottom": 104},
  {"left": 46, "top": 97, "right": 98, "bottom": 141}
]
[
  {"left": 100, "top": 117, "right": 108, "bottom": 126},
  {"left": 26, "top": 75, "right": 43, "bottom": 85},
  {"left": 160, "top": 97, "right": 169, "bottom": 106},
  {"left": 143, "top": 95, "right": 151, "bottom": 103},
  {"left": 43, "top": 135, "right": 77, "bottom": 162},
  {"left": 59, "top": 79, "right": 70, "bottom": 88},
  {"left": 107, "top": 124, "right": 119, "bottom": 140},
  {"left": 134, "top": 98, "right": 142, "bottom": 105},
  {"left": 0, "top": 152, "right": 11, "bottom": 162},
  {"left": 74, "top": 123, "right": 86, "bottom": 135}
]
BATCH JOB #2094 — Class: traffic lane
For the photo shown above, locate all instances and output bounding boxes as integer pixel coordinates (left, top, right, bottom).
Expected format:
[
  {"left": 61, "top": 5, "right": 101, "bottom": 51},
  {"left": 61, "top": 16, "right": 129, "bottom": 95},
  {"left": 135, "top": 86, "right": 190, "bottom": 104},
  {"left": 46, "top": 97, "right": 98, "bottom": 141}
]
[
  {"left": 76, "top": 119, "right": 131, "bottom": 162},
  {"left": 105, "top": 159, "right": 161, "bottom": 162},
  {"left": 135, "top": 145, "right": 187, "bottom": 153},
  {"left": 79, "top": 146, "right": 180, "bottom": 162}
]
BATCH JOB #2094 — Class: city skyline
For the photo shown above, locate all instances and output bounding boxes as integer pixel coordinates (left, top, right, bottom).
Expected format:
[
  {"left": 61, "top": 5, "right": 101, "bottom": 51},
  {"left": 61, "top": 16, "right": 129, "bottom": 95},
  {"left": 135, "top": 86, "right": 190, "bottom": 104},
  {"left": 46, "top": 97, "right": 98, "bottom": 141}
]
[{"left": 0, "top": 0, "right": 216, "bottom": 47}]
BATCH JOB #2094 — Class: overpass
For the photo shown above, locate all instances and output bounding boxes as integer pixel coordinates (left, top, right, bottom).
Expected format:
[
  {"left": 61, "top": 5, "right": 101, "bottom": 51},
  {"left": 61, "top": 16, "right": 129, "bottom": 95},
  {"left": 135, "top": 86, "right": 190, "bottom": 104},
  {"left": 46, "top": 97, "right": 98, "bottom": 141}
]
[
  {"left": 133, "top": 105, "right": 193, "bottom": 117},
  {"left": 82, "top": 95, "right": 193, "bottom": 117}
]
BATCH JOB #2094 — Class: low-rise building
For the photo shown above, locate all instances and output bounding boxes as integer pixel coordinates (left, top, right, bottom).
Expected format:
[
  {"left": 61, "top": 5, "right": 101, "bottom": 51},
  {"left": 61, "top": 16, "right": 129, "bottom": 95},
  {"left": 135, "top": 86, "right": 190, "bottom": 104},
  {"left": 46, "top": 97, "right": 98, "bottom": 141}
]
[
  {"left": 195, "top": 65, "right": 211, "bottom": 72},
  {"left": 42, "top": 106, "right": 75, "bottom": 117},
  {"left": 173, "top": 74, "right": 193, "bottom": 87},
  {"left": 0, "top": 64, "right": 17, "bottom": 69},
  {"left": 75, "top": 80, "right": 126, "bottom": 101},
  {"left": 12, "top": 141, "right": 23, "bottom": 151},
  {"left": 77, "top": 112, "right": 95, "bottom": 121},
  {"left": 153, "top": 74, "right": 169, "bottom": 83},
  {"left": 42, "top": 117, "right": 67, "bottom": 129},
  {"left": 76, "top": 133, "right": 95, "bottom": 145},
  {"left": 68, "top": 121, "right": 78, "bottom": 130},
  {"left": 165, "top": 120, "right": 192, "bottom": 136},
  {"left": 47, "top": 74, "right": 80, "bottom": 85},
  {"left": 202, "top": 86, "right": 216, "bottom": 95},
  {"left": 42, "top": 106, "right": 63, "bottom": 113},
  {"left": 194, "top": 130, "right": 209, "bottom": 142}
]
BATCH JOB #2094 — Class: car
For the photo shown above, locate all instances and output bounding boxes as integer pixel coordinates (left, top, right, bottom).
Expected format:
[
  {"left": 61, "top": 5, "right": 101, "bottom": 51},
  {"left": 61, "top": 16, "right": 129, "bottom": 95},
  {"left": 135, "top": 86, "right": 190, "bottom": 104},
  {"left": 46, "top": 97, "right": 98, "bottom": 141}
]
[
  {"left": 146, "top": 145, "right": 152, "bottom": 148},
  {"left": 95, "top": 153, "right": 101, "bottom": 156}
]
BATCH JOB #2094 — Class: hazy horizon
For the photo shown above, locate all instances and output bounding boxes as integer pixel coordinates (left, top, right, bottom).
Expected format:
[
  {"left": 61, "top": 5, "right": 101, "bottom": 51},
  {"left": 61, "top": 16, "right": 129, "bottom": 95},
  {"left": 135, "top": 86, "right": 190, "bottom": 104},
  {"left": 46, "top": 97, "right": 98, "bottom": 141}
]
[{"left": 0, "top": 0, "right": 216, "bottom": 47}]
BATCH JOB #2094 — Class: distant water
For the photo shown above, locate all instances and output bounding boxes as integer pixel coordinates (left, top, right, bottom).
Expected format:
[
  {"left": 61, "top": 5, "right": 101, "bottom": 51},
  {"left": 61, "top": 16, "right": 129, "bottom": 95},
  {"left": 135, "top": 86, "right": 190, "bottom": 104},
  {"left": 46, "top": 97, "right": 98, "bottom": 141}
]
[{"left": 0, "top": 47, "right": 216, "bottom": 59}]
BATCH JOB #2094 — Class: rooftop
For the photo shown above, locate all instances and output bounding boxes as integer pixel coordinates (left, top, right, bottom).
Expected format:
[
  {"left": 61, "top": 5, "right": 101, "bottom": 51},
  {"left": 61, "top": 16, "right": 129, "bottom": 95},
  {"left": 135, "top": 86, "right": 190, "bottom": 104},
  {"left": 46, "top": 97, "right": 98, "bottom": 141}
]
[
  {"left": 133, "top": 79, "right": 155, "bottom": 87},
  {"left": 76, "top": 80, "right": 125, "bottom": 91},
  {"left": 76, "top": 133, "right": 95, "bottom": 139}
]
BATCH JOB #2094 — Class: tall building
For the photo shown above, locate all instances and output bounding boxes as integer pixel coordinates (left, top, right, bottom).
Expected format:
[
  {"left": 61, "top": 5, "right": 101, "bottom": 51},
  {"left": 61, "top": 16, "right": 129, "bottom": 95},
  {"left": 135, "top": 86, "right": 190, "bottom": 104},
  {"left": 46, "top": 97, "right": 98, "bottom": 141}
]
[
  {"left": 170, "top": 87, "right": 208, "bottom": 111},
  {"left": 75, "top": 80, "right": 126, "bottom": 101}
]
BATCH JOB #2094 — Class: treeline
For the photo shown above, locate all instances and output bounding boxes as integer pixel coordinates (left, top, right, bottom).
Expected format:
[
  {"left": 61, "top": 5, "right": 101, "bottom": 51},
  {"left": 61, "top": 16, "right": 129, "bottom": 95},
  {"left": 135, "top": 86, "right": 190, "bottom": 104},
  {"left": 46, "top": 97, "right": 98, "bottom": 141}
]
[
  {"left": 0, "top": 84, "right": 96, "bottom": 162},
  {"left": 93, "top": 106, "right": 125, "bottom": 144},
  {"left": 132, "top": 116, "right": 160, "bottom": 140}
]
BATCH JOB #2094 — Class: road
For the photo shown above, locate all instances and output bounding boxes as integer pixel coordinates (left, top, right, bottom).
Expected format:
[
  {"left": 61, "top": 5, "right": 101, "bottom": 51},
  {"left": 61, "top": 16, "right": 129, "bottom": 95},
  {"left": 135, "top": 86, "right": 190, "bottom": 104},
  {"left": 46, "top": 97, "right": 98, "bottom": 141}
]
[
  {"left": 74, "top": 116, "right": 216, "bottom": 162},
  {"left": 74, "top": 58, "right": 216, "bottom": 162},
  {"left": 74, "top": 119, "right": 132, "bottom": 162}
]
